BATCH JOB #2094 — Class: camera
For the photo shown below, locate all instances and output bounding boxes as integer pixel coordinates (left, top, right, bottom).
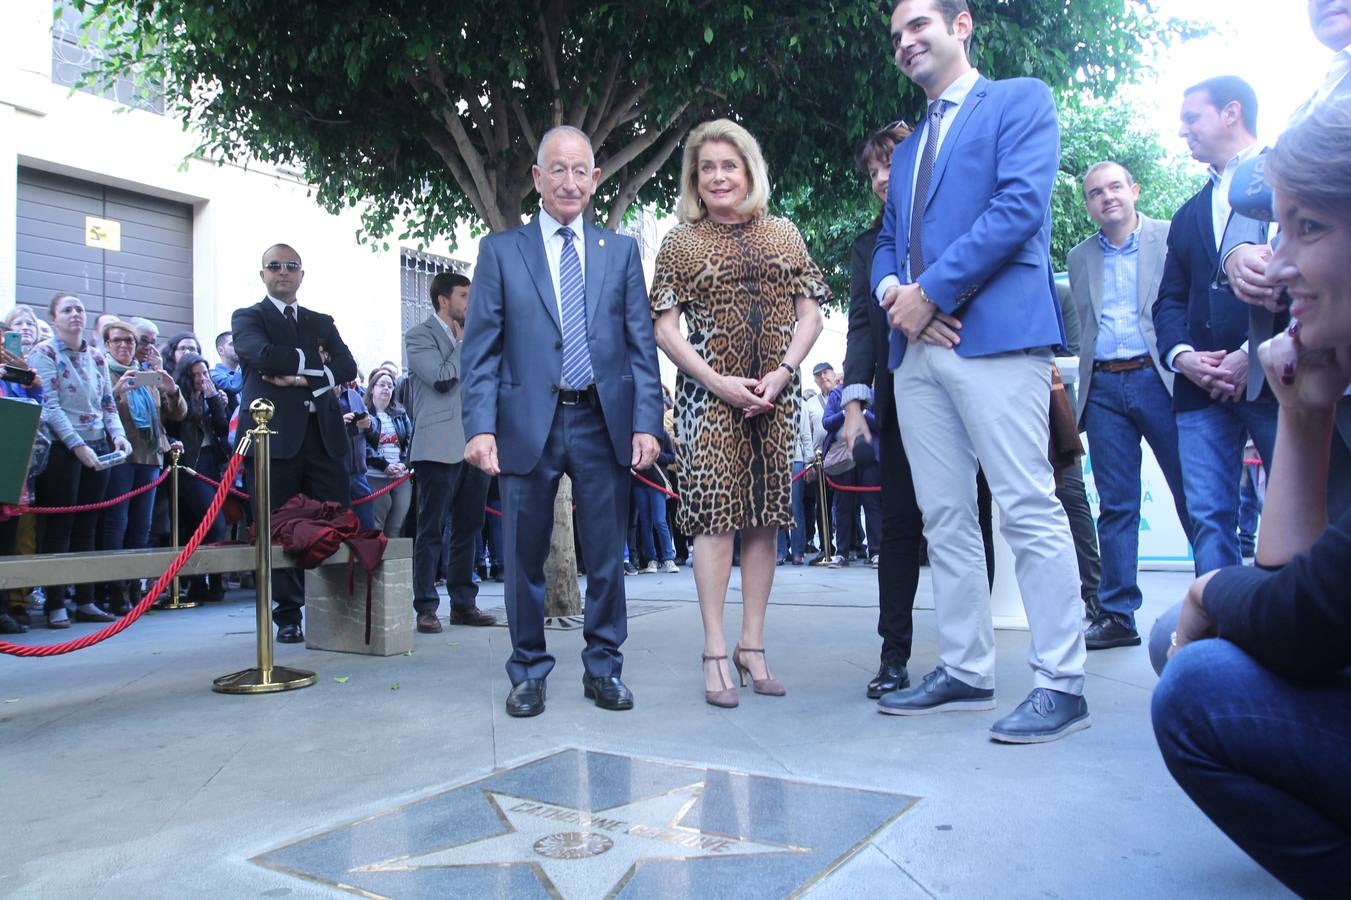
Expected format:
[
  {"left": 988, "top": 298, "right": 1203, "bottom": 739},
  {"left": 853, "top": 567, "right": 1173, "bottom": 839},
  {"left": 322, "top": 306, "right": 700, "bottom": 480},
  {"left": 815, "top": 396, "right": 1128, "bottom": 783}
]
[{"left": 1, "top": 364, "right": 36, "bottom": 386}]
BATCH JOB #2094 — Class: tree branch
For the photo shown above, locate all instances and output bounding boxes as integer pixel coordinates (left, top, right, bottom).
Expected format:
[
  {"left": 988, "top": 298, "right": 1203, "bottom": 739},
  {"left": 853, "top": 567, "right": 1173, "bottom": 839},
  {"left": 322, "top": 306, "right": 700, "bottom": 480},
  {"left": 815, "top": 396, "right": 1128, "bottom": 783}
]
[
  {"left": 597, "top": 99, "right": 690, "bottom": 183},
  {"left": 583, "top": 50, "right": 624, "bottom": 135},
  {"left": 538, "top": 6, "right": 563, "bottom": 124},
  {"left": 604, "top": 114, "right": 692, "bottom": 230},
  {"left": 422, "top": 127, "right": 489, "bottom": 226},
  {"left": 591, "top": 81, "right": 649, "bottom": 151}
]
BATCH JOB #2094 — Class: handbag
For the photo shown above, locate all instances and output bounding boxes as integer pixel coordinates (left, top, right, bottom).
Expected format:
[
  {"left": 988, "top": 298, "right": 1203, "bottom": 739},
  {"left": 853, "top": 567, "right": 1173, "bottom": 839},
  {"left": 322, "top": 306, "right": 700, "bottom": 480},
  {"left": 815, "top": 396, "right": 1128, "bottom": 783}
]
[{"left": 822, "top": 435, "right": 855, "bottom": 475}]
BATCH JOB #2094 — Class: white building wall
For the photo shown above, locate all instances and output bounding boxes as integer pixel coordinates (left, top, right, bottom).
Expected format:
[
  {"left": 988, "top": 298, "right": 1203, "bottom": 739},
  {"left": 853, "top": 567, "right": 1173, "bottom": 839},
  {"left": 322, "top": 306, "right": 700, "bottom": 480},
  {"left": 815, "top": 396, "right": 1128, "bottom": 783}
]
[{"left": 0, "top": 0, "right": 480, "bottom": 374}]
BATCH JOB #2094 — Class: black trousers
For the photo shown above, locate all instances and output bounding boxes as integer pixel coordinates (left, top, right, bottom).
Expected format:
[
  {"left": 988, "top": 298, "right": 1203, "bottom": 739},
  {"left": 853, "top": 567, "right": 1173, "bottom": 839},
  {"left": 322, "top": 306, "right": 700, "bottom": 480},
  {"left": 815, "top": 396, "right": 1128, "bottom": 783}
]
[
  {"left": 37, "top": 440, "right": 112, "bottom": 611},
  {"left": 244, "top": 414, "right": 349, "bottom": 628},
  {"left": 1055, "top": 457, "right": 1101, "bottom": 609},
  {"left": 876, "top": 412, "right": 995, "bottom": 667},
  {"left": 412, "top": 459, "right": 488, "bottom": 614}
]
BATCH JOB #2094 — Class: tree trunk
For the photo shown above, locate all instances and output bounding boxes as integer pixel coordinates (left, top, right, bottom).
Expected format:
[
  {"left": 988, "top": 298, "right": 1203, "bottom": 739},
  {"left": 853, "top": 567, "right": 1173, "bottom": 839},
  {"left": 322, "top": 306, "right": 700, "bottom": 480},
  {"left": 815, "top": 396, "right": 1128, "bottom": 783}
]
[{"left": 543, "top": 475, "right": 582, "bottom": 618}]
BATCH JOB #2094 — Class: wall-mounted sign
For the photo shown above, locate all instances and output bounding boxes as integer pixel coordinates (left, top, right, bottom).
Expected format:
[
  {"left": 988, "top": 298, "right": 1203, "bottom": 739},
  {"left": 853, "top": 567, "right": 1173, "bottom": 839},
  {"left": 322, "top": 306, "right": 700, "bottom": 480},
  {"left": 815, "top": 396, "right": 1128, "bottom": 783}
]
[{"left": 84, "top": 216, "right": 121, "bottom": 251}]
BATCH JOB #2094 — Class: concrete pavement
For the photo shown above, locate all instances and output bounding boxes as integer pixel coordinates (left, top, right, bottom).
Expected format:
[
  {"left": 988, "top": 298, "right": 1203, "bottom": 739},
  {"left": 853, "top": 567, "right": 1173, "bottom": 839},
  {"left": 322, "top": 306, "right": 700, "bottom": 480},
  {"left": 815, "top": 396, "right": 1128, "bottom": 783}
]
[{"left": 0, "top": 562, "right": 1286, "bottom": 898}]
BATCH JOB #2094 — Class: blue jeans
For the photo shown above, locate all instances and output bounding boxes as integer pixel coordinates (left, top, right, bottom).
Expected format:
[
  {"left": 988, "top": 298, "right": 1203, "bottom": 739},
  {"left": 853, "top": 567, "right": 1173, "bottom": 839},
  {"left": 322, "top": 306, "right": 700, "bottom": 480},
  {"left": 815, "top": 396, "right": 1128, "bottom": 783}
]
[
  {"left": 99, "top": 462, "right": 160, "bottom": 555},
  {"left": 1175, "top": 401, "right": 1277, "bottom": 574},
  {"left": 350, "top": 473, "right": 375, "bottom": 530},
  {"left": 1153, "top": 638, "right": 1351, "bottom": 898},
  {"left": 633, "top": 484, "right": 675, "bottom": 563},
  {"left": 1083, "top": 367, "right": 1191, "bottom": 626}
]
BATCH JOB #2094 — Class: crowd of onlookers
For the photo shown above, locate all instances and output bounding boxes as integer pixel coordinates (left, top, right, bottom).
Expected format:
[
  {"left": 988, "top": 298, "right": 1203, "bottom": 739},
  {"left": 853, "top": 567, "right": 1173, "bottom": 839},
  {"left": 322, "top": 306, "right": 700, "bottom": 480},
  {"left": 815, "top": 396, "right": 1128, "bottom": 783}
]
[{"left": 0, "top": 290, "right": 705, "bottom": 636}]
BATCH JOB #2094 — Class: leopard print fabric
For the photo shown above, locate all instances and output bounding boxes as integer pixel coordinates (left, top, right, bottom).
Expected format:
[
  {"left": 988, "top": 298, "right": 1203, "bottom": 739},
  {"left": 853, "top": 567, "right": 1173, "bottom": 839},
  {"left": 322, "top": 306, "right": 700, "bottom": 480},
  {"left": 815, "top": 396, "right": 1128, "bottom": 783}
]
[{"left": 651, "top": 215, "right": 828, "bottom": 536}]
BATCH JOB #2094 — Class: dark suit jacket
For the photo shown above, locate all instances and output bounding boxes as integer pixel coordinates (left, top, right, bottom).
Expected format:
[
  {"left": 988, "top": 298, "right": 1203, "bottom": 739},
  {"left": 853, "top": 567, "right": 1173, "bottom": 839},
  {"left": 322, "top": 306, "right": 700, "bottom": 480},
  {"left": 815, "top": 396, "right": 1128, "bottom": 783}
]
[
  {"left": 231, "top": 298, "right": 358, "bottom": 460},
  {"left": 844, "top": 225, "right": 897, "bottom": 432},
  {"left": 1204, "top": 506, "right": 1351, "bottom": 679},
  {"left": 871, "top": 75, "right": 1064, "bottom": 370},
  {"left": 461, "top": 217, "right": 663, "bottom": 474},
  {"left": 1152, "top": 184, "right": 1286, "bottom": 412}
]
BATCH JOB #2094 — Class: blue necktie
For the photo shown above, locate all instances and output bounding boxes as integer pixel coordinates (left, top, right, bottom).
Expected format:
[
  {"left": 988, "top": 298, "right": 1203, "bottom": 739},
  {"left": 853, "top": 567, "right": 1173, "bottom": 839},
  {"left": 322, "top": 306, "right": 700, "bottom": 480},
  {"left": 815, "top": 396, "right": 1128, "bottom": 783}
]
[
  {"left": 557, "top": 226, "right": 594, "bottom": 389},
  {"left": 909, "top": 99, "right": 948, "bottom": 279}
]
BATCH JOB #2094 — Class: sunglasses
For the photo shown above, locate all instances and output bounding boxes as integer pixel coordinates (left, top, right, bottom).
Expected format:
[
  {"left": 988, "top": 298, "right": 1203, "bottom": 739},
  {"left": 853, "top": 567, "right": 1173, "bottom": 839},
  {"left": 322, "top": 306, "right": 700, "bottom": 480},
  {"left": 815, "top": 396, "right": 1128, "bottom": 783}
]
[{"left": 263, "top": 261, "right": 303, "bottom": 273}]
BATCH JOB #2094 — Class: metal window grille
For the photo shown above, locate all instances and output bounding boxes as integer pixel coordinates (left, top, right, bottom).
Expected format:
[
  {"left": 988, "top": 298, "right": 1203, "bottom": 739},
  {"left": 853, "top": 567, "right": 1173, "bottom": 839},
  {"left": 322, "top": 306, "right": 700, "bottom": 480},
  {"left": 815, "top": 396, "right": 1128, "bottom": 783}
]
[{"left": 400, "top": 249, "right": 468, "bottom": 365}]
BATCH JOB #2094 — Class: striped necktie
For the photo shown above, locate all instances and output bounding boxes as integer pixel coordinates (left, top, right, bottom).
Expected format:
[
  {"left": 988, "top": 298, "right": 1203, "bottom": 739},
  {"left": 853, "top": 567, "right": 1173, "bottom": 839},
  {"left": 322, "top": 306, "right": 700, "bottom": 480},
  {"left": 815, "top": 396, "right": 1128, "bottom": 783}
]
[
  {"left": 909, "top": 99, "right": 948, "bottom": 279},
  {"left": 556, "top": 226, "right": 594, "bottom": 389}
]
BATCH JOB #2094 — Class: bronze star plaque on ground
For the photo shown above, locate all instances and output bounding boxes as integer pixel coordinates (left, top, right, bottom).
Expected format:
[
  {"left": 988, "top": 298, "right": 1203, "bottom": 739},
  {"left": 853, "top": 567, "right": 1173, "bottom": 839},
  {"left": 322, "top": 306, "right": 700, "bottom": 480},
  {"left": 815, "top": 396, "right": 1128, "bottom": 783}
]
[{"left": 254, "top": 748, "right": 918, "bottom": 899}]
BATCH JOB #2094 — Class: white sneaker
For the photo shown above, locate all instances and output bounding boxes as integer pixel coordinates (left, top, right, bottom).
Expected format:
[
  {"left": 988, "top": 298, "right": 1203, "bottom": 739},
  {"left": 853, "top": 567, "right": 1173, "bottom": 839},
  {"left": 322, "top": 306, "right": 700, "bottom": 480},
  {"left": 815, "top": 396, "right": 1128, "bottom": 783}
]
[
  {"left": 870, "top": 554, "right": 880, "bottom": 568},
  {"left": 639, "top": 561, "right": 659, "bottom": 574},
  {"left": 661, "top": 559, "right": 679, "bottom": 574},
  {"left": 827, "top": 555, "right": 844, "bottom": 569},
  {"left": 26, "top": 588, "right": 45, "bottom": 610}
]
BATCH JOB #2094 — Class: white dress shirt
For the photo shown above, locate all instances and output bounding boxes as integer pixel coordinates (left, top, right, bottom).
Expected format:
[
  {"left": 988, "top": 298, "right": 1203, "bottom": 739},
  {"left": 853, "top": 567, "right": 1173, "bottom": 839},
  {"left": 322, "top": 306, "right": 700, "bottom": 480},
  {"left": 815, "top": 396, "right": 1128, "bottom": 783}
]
[
  {"left": 875, "top": 68, "right": 983, "bottom": 301},
  {"left": 538, "top": 206, "right": 587, "bottom": 327}
]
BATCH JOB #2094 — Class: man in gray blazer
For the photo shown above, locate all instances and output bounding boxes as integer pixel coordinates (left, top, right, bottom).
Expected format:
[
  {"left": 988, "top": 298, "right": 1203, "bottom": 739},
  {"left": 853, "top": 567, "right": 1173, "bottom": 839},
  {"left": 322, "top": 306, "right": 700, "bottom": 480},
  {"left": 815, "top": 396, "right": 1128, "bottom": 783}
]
[
  {"left": 461, "top": 126, "right": 664, "bottom": 718},
  {"left": 1068, "top": 162, "right": 1190, "bottom": 649},
  {"left": 405, "top": 271, "right": 497, "bottom": 634}
]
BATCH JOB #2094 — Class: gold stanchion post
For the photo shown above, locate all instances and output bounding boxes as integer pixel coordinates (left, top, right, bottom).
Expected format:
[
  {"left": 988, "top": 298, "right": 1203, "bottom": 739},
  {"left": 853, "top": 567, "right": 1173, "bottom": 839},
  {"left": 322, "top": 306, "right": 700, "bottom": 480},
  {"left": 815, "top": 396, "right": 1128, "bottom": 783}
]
[
  {"left": 158, "top": 447, "right": 199, "bottom": 609},
  {"left": 213, "top": 400, "right": 316, "bottom": 694},
  {"left": 812, "top": 449, "right": 834, "bottom": 565}
]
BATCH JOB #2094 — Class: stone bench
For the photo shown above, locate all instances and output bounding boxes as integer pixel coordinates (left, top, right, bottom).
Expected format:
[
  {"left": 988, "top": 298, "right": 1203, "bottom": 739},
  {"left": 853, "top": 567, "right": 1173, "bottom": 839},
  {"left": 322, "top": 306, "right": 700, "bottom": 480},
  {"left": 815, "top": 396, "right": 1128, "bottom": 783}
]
[{"left": 0, "top": 538, "right": 414, "bottom": 656}]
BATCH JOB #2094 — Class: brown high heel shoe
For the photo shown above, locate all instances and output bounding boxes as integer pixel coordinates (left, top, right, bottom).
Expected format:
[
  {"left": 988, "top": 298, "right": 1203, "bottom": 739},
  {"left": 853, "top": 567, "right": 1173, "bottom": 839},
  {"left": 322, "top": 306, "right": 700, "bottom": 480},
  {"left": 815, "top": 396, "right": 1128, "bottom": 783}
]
[
  {"left": 702, "top": 654, "right": 739, "bottom": 708},
  {"left": 733, "top": 646, "right": 786, "bottom": 696}
]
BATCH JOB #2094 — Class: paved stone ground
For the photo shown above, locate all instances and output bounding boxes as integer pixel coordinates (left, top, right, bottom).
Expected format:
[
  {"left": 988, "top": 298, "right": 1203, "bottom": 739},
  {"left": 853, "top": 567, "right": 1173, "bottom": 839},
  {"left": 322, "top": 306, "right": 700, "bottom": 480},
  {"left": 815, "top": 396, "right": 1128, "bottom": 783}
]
[{"left": 0, "top": 563, "right": 1287, "bottom": 898}]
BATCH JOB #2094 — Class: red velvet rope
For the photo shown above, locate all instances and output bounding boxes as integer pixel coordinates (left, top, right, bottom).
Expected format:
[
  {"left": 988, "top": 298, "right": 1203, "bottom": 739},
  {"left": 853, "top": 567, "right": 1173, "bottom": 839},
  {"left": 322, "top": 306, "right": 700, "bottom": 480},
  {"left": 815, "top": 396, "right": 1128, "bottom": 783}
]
[
  {"left": 824, "top": 475, "right": 883, "bottom": 493},
  {"left": 629, "top": 469, "right": 678, "bottom": 499},
  {"left": 185, "top": 467, "right": 251, "bottom": 501},
  {"left": 0, "top": 452, "right": 246, "bottom": 657},
  {"left": 353, "top": 471, "right": 413, "bottom": 505},
  {"left": 16, "top": 466, "right": 171, "bottom": 515}
]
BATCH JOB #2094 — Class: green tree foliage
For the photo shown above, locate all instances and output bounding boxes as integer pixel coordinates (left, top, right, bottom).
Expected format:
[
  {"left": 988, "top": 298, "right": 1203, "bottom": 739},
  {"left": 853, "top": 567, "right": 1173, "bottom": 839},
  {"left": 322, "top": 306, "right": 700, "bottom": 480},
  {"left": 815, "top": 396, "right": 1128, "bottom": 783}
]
[
  {"left": 1051, "top": 94, "right": 1203, "bottom": 268},
  {"left": 71, "top": 0, "right": 1183, "bottom": 257}
]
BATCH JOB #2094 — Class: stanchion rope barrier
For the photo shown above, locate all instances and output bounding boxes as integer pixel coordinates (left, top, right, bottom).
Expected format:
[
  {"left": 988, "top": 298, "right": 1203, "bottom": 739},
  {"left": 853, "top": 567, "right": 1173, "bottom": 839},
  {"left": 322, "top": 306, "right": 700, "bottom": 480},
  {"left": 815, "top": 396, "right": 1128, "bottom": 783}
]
[
  {"left": 0, "top": 450, "right": 247, "bottom": 658},
  {"left": 823, "top": 476, "right": 883, "bottom": 493},
  {"left": 14, "top": 466, "right": 171, "bottom": 515}
]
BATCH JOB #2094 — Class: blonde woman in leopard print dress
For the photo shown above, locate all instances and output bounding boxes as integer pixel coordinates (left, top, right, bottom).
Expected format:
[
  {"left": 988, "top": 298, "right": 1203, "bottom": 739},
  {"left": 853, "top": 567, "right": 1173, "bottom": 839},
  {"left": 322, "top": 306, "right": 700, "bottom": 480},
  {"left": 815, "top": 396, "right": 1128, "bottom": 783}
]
[{"left": 651, "top": 119, "right": 826, "bottom": 708}]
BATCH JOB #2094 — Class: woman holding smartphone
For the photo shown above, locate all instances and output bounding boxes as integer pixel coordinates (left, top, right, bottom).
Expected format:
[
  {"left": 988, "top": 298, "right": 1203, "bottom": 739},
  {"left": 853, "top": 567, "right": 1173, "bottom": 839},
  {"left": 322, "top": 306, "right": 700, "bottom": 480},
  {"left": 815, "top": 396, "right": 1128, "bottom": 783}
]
[
  {"left": 98, "top": 319, "right": 186, "bottom": 613},
  {"left": 164, "top": 351, "right": 230, "bottom": 602},
  {"left": 27, "top": 293, "right": 132, "bottom": 628}
]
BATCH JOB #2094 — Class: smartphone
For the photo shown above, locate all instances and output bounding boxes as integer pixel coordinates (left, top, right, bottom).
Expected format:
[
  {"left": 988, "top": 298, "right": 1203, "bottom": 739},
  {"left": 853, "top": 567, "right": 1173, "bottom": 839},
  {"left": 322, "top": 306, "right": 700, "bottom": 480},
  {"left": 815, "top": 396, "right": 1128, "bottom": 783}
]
[
  {"left": 353, "top": 411, "right": 370, "bottom": 422},
  {"left": 2, "top": 331, "right": 21, "bottom": 356},
  {"left": 96, "top": 450, "right": 128, "bottom": 470},
  {"left": 130, "top": 369, "right": 160, "bottom": 388}
]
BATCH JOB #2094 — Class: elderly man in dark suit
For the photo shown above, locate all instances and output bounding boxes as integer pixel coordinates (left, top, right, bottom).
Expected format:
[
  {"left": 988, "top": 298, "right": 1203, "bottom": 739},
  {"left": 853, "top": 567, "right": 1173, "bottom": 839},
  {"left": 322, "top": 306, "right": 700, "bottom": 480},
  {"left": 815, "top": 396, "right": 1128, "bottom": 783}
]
[
  {"left": 461, "top": 126, "right": 664, "bottom": 718},
  {"left": 404, "top": 271, "right": 496, "bottom": 634},
  {"left": 1068, "top": 162, "right": 1191, "bottom": 650},
  {"left": 231, "top": 243, "right": 357, "bottom": 643}
]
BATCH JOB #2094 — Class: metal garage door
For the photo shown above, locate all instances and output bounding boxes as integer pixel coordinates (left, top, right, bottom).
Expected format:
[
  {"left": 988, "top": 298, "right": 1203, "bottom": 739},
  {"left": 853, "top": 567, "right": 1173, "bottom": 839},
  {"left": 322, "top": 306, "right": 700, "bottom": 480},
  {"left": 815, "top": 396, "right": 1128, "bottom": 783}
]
[{"left": 15, "top": 167, "right": 193, "bottom": 337}]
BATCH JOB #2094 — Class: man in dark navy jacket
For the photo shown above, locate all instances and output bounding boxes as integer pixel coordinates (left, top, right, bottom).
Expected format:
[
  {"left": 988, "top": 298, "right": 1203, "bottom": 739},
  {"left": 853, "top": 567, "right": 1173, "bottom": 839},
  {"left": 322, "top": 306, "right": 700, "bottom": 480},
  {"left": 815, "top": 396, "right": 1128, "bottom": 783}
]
[{"left": 1152, "top": 76, "right": 1285, "bottom": 576}]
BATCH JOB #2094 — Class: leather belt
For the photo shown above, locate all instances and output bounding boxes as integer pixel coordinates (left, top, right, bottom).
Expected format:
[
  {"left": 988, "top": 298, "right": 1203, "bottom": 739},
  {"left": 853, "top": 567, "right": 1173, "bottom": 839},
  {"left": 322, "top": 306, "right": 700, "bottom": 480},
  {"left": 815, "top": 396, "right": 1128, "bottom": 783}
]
[
  {"left": 1094, "top": 355, "right": 1152, "bottom": 374},
  {"left": 558, "top": 385, "right": 597, "bottom": 407}
]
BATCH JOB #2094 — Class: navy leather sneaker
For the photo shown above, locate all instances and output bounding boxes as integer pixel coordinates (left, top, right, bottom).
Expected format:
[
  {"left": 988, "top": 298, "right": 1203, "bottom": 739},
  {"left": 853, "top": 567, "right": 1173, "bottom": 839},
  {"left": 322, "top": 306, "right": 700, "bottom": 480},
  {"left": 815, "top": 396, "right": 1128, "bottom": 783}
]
[
  {"left": 877, "top": 667, "right": 995, "bottom": 715},
  {"left": 989, "top": 688, "right": 1090, "bottom": 743}
]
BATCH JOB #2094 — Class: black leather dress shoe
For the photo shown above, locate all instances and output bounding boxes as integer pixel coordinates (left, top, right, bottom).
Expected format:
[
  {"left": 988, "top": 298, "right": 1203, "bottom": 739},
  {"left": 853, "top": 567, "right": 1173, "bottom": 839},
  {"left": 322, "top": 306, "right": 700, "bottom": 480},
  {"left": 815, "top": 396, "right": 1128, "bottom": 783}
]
[
  {"left": 582, "top": 674, "right": 634, "bottom": 710},
  {"left": 276, "top": 624, "right": 304, "bottom": 644},
  {"left": 506, "top": 679, "right": 546, "bottom": 717},
  {"left": 1084, "top": 615, "right": 1141, "bottom": 650},
  {"left": 866, "top": 662, "right": 910, "bottom": 699}
]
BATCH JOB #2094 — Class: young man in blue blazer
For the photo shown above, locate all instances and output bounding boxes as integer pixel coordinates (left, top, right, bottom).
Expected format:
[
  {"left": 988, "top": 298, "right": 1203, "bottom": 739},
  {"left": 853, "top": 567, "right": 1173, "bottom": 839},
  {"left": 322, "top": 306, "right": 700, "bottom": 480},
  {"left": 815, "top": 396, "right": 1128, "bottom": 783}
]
[{"left": 870, "top": 0, "right": 1089, "bottom": 743}]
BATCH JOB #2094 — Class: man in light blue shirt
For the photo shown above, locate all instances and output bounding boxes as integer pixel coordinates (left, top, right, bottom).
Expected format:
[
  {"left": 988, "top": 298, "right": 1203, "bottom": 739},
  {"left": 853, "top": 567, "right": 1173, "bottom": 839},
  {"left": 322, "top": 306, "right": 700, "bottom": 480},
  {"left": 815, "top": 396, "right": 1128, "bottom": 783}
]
[{"left": 1068, "top": 162, "right": 1191, "bottom": 650}]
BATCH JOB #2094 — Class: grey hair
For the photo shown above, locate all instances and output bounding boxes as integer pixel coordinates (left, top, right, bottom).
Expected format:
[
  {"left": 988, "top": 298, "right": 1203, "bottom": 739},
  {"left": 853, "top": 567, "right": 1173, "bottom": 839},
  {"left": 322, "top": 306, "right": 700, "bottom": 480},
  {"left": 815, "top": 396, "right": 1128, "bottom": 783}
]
[{"left": 536, "top": 125, "right": 595, "bottom": 168}]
